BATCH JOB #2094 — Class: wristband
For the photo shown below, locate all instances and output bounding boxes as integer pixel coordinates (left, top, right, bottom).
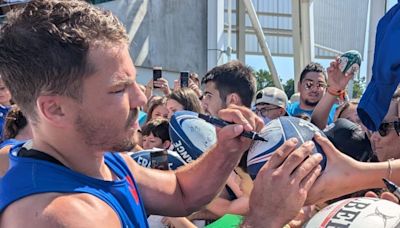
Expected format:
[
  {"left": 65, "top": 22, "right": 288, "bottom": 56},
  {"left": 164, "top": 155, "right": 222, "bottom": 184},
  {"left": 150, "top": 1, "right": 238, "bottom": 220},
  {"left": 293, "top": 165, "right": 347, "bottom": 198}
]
[
  {"left": 388, "top": 158, "right": 394, "bottom": 181},
  {"left": 327, "top": 86, "right": 346, "bottom": 100}
]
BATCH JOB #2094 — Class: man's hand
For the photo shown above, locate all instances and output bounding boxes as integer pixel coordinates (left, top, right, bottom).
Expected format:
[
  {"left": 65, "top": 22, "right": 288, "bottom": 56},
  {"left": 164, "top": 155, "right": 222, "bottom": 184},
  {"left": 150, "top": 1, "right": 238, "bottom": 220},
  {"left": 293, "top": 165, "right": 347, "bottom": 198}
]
[
  {"left": 287, "top": 205, "right": 317, "bottom": 228},
  {"left": 365, "top": 191, "right": 400, "bottom": 204},
  {"left": 327, "top": 57, "right": 355, "bottom": 91},
  {"left": 307, "top": 133, "right": 361, "bottom": 204},
  {"left": 242, "top": 138, "right": 322, "bottom": 228},
  {"left": 216, "top": 105, "right": 264, "bottom": 155}
]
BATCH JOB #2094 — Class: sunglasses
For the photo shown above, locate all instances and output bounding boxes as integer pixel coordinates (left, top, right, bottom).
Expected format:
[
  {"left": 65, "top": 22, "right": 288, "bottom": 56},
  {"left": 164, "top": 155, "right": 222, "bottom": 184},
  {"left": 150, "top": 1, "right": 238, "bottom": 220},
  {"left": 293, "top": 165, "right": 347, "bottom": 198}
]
[
  {"left": 255, "top": 106, "right": 280, "bottom": 117},
  {"left": 377, "top": 120, "right": 400, "bottom": 137},
  {"left": 303, "top": 81, "right": 327, "bottom": 90}
]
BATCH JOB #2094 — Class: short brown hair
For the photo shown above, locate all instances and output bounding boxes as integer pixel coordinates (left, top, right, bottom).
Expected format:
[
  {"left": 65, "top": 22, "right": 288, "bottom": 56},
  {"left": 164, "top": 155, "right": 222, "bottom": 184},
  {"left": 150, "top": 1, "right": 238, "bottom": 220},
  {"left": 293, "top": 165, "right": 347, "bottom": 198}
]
[{"left": 0, "top": 0, "right": 128, "bottom": 122}]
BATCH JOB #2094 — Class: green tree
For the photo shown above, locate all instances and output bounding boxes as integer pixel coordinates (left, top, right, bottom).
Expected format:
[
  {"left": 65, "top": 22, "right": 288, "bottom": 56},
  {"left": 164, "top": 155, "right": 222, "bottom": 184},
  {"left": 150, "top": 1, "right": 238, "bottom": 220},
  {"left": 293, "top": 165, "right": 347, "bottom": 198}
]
[
  {"left": 283, "top": 79, "right": 295, "bottom": 99},
  {"left": 254, "top": 69, "right": 274, "bottom": 91},
  {"left": 352, "top": 75, "right": 366, "bottom": 98}
]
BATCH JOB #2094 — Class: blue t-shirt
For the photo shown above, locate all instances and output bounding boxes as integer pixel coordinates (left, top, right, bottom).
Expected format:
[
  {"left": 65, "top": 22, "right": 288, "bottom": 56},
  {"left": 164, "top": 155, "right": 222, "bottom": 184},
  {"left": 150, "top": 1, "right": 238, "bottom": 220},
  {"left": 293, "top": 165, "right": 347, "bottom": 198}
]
[
  {"left": 287, "top": 101, "right": 337, "bottom": 125},
  {"left": 0, "top": 144, "right": 149, "bottom": 227}
]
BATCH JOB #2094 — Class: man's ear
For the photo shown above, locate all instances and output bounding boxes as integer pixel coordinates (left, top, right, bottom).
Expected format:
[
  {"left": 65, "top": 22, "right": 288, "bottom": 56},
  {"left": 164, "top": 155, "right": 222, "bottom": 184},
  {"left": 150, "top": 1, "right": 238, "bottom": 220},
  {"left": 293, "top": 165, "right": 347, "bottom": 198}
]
[
  {"left": 36, "top": 95, "right": 69, "bottom": 127},
  {"left": 278, "top": 108, "right": 286, "bottom": 116},
  {"left": 226, "top": 93, "right": 242, "bottom": 106},
  {"left": 163, "top": 140, "right": 171, "bottom": 149}
]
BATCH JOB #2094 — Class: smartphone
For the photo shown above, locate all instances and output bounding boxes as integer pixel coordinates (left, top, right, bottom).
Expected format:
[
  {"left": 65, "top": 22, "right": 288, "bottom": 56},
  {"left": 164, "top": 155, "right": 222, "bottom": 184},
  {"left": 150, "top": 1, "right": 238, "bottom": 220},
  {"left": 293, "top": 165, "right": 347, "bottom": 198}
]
[
  {"left": 150, "top": 149, "right": 169, "bottom": 170},
  {"left": 153, "top": 67, "right": 162, "bottom": 88},
  {"left": 180, "top": 71, "right": 189, "bottom": 88}
]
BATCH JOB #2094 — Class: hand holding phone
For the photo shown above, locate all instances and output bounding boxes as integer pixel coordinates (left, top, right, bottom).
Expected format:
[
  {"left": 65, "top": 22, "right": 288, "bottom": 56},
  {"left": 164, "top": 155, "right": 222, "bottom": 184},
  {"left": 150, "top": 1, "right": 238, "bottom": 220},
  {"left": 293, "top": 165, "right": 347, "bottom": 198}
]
[
  {"left": 180, "top": 71, "right": 189, "bottom": 88},
  {"left": 153, "top": 67, "right": 162, "bottom": 88}
]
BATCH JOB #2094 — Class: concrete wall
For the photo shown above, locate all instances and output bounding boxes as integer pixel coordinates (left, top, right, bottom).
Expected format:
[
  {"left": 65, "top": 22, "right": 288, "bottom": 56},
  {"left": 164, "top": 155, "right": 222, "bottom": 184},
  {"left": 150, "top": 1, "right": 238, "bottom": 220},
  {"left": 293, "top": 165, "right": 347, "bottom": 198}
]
[{"left": 97, "top": 0, "right": 208, "bottom": 86}]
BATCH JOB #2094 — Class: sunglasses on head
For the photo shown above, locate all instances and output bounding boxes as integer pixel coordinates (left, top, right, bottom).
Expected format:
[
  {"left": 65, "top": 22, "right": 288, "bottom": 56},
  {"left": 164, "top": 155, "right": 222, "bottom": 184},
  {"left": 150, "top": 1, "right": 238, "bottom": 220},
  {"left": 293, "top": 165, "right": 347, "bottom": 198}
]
[{"left": 377, "top": 120, "right": 400, "bottom": 137}]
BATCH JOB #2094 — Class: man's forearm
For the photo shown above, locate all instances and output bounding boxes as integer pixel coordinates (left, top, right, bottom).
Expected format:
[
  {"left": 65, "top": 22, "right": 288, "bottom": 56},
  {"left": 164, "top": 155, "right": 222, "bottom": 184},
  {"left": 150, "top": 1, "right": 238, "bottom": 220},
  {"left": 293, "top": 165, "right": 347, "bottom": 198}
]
[
  {"left": 175, "top": 143, "right": 244, "bottom": 213},
  {"left": 311, "top": 93, "right": 337, "bottom": 129}
]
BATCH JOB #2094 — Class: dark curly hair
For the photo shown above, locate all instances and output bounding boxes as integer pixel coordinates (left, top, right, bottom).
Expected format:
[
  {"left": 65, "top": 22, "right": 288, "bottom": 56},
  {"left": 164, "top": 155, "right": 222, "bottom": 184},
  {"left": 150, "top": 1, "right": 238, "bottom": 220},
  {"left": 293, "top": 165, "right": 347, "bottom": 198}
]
[{"left": 299, "top": 62, "right": 327, "bottom": 83}]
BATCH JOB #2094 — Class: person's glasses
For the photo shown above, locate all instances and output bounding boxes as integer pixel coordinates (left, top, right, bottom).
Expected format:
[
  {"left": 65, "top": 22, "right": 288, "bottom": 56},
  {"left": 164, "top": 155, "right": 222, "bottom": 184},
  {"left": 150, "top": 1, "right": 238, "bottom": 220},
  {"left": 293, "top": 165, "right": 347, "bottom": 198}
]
[
  {"left": 377, "top": 120, "right": 400, "bottom": 137},
  {"left": 303, "top": 81, "right": 327, "bottom": 90},
  {"left": 255, "top": 106, "right": 280, "bottom": 117}
]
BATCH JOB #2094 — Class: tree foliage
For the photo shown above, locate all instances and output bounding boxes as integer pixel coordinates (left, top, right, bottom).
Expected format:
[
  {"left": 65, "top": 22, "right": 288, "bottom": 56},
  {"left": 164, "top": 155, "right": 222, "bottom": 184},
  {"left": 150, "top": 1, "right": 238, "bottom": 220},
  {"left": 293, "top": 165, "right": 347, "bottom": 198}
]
[
  {"left": 254, "top": 69, "right": 275, "bottom": 91},
  {"left": 352, "top": 74, "right": 366, "bottom": 98},
  {"left": 283, "top": 79, "right": 295, "bottom": 99}
]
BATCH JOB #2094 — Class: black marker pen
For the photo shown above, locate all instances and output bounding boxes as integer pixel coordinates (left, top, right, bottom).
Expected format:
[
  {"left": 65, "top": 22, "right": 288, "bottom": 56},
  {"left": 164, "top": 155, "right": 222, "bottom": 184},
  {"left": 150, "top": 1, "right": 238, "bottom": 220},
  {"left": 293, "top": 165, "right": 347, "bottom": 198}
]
[
  {"left": 382, "top": 178, "right": 400, "bottom": 200},
  {"left": 198, "top": 113, "right": 267, "bottom": 142}
]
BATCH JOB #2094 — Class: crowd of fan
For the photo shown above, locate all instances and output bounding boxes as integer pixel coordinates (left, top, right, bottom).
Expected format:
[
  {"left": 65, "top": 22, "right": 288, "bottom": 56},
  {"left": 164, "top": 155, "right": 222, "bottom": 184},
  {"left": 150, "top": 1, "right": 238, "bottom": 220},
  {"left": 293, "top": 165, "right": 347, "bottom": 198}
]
[{"left": 1, "top": 1, "right": 400, "bottom": 228}]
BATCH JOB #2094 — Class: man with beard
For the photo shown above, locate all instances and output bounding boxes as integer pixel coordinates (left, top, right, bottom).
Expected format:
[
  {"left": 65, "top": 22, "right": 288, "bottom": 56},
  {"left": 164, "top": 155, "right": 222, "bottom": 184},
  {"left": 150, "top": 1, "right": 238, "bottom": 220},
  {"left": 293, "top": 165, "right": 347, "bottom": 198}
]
[
  {"left": 0, "top": 1, "right": 323, "bottom": 227},
  {"left": 288, "top": 62, "right": 337, "bottom": 124}
]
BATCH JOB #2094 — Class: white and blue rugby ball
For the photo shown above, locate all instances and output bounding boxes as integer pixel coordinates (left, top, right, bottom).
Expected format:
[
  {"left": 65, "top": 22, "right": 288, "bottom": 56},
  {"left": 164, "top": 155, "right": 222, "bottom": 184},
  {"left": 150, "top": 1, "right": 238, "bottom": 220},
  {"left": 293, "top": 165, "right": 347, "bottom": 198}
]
[
  {"left": 169, "top": 111, "right": 217, "bottom": 163},
  {"left": 304, "top": 197, "right": 400, "bottom": 228},
  {"left": 130, "top": 149, "right": 186, "bottom": 170},
  {"left": 247, "top": 116, "right": 327, "bottom": 179}
]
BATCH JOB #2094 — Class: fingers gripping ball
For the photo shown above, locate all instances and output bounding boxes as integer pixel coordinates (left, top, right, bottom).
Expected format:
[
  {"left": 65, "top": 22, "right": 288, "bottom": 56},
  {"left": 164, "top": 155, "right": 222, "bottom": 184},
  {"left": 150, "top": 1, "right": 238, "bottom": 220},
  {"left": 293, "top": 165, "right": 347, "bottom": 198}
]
[
  {"left": 169, "top": 111, "right": 217, "bottom": 163},
  {"left": 304, "top": 197, "right": 400, "bottom": 228},
  {"left": 247, "top": 116, "right": 327, "bottom": 179}
]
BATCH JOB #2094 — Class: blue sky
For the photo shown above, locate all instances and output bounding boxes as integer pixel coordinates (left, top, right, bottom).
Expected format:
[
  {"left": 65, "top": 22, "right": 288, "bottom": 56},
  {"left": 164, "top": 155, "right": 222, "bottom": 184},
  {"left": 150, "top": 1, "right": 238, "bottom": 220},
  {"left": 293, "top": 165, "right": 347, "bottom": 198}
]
[{"left": 246, "top": 0, "right": 398, "bottom": 84}]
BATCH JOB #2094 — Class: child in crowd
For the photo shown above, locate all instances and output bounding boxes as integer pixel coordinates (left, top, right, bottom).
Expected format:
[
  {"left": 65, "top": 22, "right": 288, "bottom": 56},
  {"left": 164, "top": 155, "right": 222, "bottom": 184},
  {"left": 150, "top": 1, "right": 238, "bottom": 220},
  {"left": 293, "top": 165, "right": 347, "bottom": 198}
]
[
  {"left": 145, "top": 96, "right": 168, "bottom": 123},
  {"left": 141, "top": 118, "right": 171, "bottom": 150}
]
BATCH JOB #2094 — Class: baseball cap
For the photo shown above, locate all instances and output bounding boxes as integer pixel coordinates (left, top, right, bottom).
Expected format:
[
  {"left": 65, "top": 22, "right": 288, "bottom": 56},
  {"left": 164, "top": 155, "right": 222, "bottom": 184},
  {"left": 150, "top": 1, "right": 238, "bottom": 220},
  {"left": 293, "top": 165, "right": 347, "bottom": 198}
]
[
  {"left": 324, "top": 118, "right": 373, "bottom": 162},
  {"left": 255, "top": 87, "right": 288, "bottom": 110}
]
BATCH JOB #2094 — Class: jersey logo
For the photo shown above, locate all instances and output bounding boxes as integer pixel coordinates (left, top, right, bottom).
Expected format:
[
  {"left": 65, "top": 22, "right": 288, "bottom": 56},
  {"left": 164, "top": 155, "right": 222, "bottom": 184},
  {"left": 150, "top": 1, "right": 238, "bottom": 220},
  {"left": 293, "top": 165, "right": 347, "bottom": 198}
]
[{"left": 125, "top": 175, "right": 139, "bottom": 204}]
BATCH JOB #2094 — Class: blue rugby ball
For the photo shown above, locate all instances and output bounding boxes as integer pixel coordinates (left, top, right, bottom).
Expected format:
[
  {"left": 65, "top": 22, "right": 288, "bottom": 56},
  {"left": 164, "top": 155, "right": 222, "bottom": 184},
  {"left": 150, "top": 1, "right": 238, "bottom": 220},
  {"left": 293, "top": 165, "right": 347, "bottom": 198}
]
[
  {"left": 130, "top": 149, "right": 186, "bottom": 170},
  {"left": 247, "top": 116, "right": 327, "bottom": 179},
  {"left": 169, "top": 110, "right": 217, "bottom": 163}
]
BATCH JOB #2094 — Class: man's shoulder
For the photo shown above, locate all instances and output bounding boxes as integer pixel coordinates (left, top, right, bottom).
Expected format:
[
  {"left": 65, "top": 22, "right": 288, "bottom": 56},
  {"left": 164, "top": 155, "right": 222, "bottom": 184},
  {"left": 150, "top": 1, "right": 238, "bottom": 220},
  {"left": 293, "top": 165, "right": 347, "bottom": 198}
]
[
  {"left": 287, "top": 102, "right": 302, "bottom": 114},
  {"left": 1, "top": 192, "right": 120, "bottom": 228}
]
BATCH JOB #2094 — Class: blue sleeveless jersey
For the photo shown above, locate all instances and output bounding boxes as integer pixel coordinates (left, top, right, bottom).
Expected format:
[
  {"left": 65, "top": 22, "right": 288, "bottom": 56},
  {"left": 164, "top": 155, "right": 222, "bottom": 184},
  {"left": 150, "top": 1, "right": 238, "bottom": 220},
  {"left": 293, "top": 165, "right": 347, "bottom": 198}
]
[
  {"left": 0, "top": 139, "right": 24, "bottom": 150},
  {"left": 0, "top": 144, "right": 149, "bottom": 228}
]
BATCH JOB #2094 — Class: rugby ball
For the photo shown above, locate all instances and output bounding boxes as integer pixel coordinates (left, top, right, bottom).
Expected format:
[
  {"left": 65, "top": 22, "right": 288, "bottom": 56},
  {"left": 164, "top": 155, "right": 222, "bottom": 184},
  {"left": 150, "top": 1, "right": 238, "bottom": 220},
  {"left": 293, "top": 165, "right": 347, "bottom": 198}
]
[
  {"left": 169, "top": 111, "right": 217, "bottom": 163},
  {"left": 247, "top": 116, "right": 327, "bottom": 179},
  {"left": 304, "top": 197, "right": 400, "bottom": 228},
  {"left": 130, "top": 149, "right": 186, "bottom": 170}
]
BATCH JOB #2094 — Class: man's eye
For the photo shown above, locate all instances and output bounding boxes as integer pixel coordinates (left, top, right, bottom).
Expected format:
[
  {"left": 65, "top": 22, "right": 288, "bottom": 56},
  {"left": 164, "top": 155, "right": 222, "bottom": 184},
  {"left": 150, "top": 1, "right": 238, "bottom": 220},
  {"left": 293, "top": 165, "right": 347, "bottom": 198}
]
[{"left": 112, "top": 87, "right": 126, "bottom": 93}]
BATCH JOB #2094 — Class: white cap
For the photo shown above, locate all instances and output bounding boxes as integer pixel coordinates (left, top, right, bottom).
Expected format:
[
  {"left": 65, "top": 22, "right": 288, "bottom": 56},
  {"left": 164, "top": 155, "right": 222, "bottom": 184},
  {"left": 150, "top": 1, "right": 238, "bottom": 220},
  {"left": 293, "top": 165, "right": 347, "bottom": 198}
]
[{"left": 255, "top": 87, "right": 288, "bottom": 110}]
